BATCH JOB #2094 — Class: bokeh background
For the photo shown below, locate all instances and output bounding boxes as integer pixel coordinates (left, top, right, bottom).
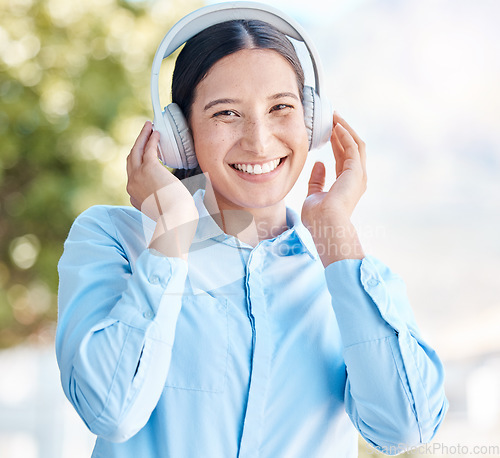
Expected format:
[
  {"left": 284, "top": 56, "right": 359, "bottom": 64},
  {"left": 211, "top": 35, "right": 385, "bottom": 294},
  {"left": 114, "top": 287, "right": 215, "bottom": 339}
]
[{"left": 1, "top": 0, "right": 499, "bottom": 456}]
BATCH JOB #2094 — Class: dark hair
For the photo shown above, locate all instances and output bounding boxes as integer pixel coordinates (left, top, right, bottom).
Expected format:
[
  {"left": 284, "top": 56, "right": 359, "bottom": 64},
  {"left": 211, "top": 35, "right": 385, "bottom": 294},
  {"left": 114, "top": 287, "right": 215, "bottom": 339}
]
[{"left": 172, "top": 19, "right": 305, "bottom": 179}]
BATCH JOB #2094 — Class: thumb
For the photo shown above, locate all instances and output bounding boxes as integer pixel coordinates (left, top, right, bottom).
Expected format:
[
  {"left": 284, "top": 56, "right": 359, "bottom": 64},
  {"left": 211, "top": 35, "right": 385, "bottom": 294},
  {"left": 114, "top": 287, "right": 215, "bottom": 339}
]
[{"left": 307, "top": 162, "right": 326, "bottom": 197}]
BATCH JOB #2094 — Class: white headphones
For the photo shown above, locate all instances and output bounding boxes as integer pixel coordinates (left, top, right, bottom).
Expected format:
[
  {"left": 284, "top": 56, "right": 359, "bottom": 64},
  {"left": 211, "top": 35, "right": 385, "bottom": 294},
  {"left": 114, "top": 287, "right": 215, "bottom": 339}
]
[{"left": 151, "top": 1, "right": 333, "bottom": 169}]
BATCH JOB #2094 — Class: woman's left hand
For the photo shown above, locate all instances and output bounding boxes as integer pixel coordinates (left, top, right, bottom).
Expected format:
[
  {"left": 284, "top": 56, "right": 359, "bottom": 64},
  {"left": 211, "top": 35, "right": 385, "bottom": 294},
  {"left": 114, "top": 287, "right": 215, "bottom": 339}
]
[{"left": 301, "top": 112, "right": 367, "bottom": 265}]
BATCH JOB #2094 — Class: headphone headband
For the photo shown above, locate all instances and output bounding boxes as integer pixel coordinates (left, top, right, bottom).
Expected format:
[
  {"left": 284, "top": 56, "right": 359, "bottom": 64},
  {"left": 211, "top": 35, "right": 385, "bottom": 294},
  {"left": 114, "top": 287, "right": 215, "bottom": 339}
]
[{"left": 151, "top": 1, "right": 326, "bottom": 119}]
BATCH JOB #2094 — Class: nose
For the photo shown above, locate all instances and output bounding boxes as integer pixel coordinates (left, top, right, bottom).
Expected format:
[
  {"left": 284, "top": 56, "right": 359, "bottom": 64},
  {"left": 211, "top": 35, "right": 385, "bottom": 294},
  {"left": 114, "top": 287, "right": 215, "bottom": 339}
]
[{"left": 239, "top": 117, "right": 272, "bottom": 156}]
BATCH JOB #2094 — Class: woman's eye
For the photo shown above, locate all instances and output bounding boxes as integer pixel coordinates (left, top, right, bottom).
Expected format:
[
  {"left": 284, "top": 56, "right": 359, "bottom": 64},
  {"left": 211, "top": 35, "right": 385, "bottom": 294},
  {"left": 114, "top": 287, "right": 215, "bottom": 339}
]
[
  {"left": 270, "top": 104, "right": 293, "bottom": 113},
  {"left": 213, "top": 110, "right": 237, "bottom": 117}
]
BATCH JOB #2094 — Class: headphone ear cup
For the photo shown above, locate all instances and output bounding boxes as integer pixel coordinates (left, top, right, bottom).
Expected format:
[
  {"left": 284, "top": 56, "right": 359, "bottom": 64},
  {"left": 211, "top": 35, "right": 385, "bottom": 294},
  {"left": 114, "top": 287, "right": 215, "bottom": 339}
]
[
  {"left": 163, "top": 103, "right": 198, "bottom": 169},
  {"left": 153, "top": 105, "right": 181, "bottom": 169},
  {"left": 302, "top": 86, "right": 315, "bottom": 149},
  {"left": 303, "top": 85, "right": 333, "bottom": 151}
]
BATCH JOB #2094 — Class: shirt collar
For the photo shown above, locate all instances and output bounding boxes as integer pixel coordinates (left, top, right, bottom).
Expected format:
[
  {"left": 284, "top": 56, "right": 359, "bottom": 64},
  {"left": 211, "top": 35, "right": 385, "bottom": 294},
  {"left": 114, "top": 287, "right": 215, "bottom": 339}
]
[
  {"left": 284, "top": 206, "right": 319, "bottom": 260},
  {"left": 192, "top": 189, "right": 227, "bottom": 243},
  {"left": 192, "top": 189, "right": 319, "bottom": 259}
]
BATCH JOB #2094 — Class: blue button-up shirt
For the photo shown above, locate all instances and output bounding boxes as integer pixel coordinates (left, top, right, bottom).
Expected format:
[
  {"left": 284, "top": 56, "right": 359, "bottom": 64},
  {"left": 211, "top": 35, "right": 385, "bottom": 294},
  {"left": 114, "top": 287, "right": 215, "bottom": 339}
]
[{"left": 56, "top": 190, "right": 447, "bottom": 458}]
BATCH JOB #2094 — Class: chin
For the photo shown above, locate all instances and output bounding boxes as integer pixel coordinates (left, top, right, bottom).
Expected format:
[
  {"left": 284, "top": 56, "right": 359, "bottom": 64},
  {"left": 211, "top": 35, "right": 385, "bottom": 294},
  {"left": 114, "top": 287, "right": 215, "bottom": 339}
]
[
  {"left": 221, "top": 191, "right": 286, "bottom": 212},
  {"left": 234, "top": 198, "right": 279, "bottom": 211}
]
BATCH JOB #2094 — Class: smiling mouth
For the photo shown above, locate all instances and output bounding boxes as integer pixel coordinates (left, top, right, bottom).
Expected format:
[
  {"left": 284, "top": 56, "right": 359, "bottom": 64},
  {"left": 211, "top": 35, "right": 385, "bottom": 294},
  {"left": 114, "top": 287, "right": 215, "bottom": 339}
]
[{"left": 230, "top": 157, "right": 284, "bottom": 175}]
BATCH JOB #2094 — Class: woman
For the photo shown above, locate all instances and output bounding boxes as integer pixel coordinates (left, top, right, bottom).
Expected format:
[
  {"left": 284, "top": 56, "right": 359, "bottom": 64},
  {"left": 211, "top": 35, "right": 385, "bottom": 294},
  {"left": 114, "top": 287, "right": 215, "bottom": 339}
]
[{"left": 56, "top": 8, "right": 448, "bottom": 458}]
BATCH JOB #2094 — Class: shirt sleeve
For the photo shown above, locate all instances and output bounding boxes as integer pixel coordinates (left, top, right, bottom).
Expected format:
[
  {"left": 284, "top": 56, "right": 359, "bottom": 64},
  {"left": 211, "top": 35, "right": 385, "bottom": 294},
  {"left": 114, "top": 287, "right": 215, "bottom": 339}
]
[
  {"left": 56, "top": 206, "right": 188, "bottom": 442},
  {"left": 324, "top": 255, "right": 449, "bottom": 454}
]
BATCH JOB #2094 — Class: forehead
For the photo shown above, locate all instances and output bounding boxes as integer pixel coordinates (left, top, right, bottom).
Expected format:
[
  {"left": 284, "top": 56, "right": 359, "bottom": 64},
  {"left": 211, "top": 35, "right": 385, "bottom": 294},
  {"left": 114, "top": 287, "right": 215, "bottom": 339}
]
[{"left": 194, "top": 48, "right": 300, "bottom": 100}]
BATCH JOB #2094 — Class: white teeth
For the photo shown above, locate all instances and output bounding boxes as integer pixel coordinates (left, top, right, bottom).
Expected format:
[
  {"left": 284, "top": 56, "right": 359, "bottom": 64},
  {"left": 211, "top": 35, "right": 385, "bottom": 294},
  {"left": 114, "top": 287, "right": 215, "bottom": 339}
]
[{"left": 232, "top": 158, "right": 281, "bottom": 175}]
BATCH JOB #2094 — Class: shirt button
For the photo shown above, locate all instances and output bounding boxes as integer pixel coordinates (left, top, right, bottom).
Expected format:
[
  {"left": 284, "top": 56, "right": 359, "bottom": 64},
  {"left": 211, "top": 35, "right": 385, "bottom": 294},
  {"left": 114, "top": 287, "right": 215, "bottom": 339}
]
[
  {"left": 150, "top": 275, "right": 160, "bottom": 285},
  {"left": 367, "top": 277, "right": 379, "bottom": 287},
  {"left": 143, "top": 310, "right": 154, "bottom": 320}
]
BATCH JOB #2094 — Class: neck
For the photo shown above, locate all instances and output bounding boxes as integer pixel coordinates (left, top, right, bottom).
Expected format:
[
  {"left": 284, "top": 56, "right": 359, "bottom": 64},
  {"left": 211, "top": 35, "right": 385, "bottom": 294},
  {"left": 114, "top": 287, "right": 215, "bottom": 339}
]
[{"left": 203, "top": 190, "right": 288, "bottom": 247}]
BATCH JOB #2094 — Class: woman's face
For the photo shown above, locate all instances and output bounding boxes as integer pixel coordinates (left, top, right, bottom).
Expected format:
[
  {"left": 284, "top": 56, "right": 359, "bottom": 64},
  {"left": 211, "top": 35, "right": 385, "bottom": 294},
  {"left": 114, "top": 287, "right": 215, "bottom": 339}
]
[{"left": 189, "top": 48, "right": 309, "bottom": 213}]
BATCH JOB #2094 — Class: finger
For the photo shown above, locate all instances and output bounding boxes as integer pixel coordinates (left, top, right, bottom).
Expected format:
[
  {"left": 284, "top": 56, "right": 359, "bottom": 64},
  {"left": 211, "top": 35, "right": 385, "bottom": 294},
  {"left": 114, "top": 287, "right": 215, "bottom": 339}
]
[
  {"left": 334, "top": 112, "right": 366, "bottom": 170},
  {"left": 333, "top": 112, "right": 363, "bottom": 145},
  {"left": 128, "top": 121, "right": 153, "bottom": 168},
  {"left": 334, "top": 124, "right": 359, "bottom": 160},
  {"left": 334, "top": 124, "right": 367, "bottom": 187},
  {"left": 306, "top": 162, "right": 326, "bottom": 197},
  {"left": 143, "top": 130, "right": 161, "bottom": 165},
  {"left": 132, "top": 120, "right": 153, "bottom": 151},
  {"left": 330, "top": 127, "right": 345, "bottom": 178}
]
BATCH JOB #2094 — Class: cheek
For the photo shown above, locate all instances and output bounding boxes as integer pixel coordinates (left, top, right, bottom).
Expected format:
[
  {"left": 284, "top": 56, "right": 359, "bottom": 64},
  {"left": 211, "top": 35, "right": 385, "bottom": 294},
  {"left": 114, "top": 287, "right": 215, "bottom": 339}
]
[
  {"left": 286, "top": 116, "right": 309, "bottom": 152},
  {"left": 193, "top": 140, "right": 233, "bottom": 183},
  {"left": 279, "top": 109, "right": 308, "bottom": 141},
  {"left": 192, "top": 125, "right": 221, "bottom": 164},
  {"left": 288, "top": 117, "right": 309, "bottom": 170},
  {"left": 193, "top": 119, "right": 232, "bottom": 146}
]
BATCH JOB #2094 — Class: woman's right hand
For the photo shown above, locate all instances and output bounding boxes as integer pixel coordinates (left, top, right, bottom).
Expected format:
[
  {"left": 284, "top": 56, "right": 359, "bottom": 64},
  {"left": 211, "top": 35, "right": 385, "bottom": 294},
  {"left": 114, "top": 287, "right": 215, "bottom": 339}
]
[{"left": 127, "top": 121, "right": 199, "bottom": 259}]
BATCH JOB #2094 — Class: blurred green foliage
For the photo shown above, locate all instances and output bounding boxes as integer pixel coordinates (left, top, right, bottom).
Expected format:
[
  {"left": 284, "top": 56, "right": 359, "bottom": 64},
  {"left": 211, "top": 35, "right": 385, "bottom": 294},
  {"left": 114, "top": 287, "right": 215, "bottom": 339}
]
[{"left": 0, "top": 0, "right": 200, "bottom": 348}]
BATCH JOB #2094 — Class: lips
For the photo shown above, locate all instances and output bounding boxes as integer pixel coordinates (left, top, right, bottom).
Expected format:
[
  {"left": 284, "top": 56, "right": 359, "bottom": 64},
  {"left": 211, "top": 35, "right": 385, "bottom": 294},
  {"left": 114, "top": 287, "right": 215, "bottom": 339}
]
[{"left": 230, "top": 158, "right": 283, "bottom": 175}]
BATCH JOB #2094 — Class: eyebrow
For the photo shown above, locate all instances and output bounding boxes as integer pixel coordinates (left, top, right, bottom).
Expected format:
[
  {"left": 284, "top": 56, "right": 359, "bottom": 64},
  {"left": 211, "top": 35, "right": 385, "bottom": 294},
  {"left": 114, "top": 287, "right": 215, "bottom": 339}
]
[
  {"left": 204, "top": 98, "right": 239, "bottom": 111},
  {"left": 203, "top": 92, "right": 299, "bottom": 111},
  {"left": 269, "top": 92, "right": 299, "bottom": 101}
]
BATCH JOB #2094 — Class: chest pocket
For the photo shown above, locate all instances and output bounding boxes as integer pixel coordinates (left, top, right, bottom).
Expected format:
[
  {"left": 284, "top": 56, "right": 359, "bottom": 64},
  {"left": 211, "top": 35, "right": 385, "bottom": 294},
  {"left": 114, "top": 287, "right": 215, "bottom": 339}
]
[{"left": 164, "top": 292, "right": 228, "bottom": 393}]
